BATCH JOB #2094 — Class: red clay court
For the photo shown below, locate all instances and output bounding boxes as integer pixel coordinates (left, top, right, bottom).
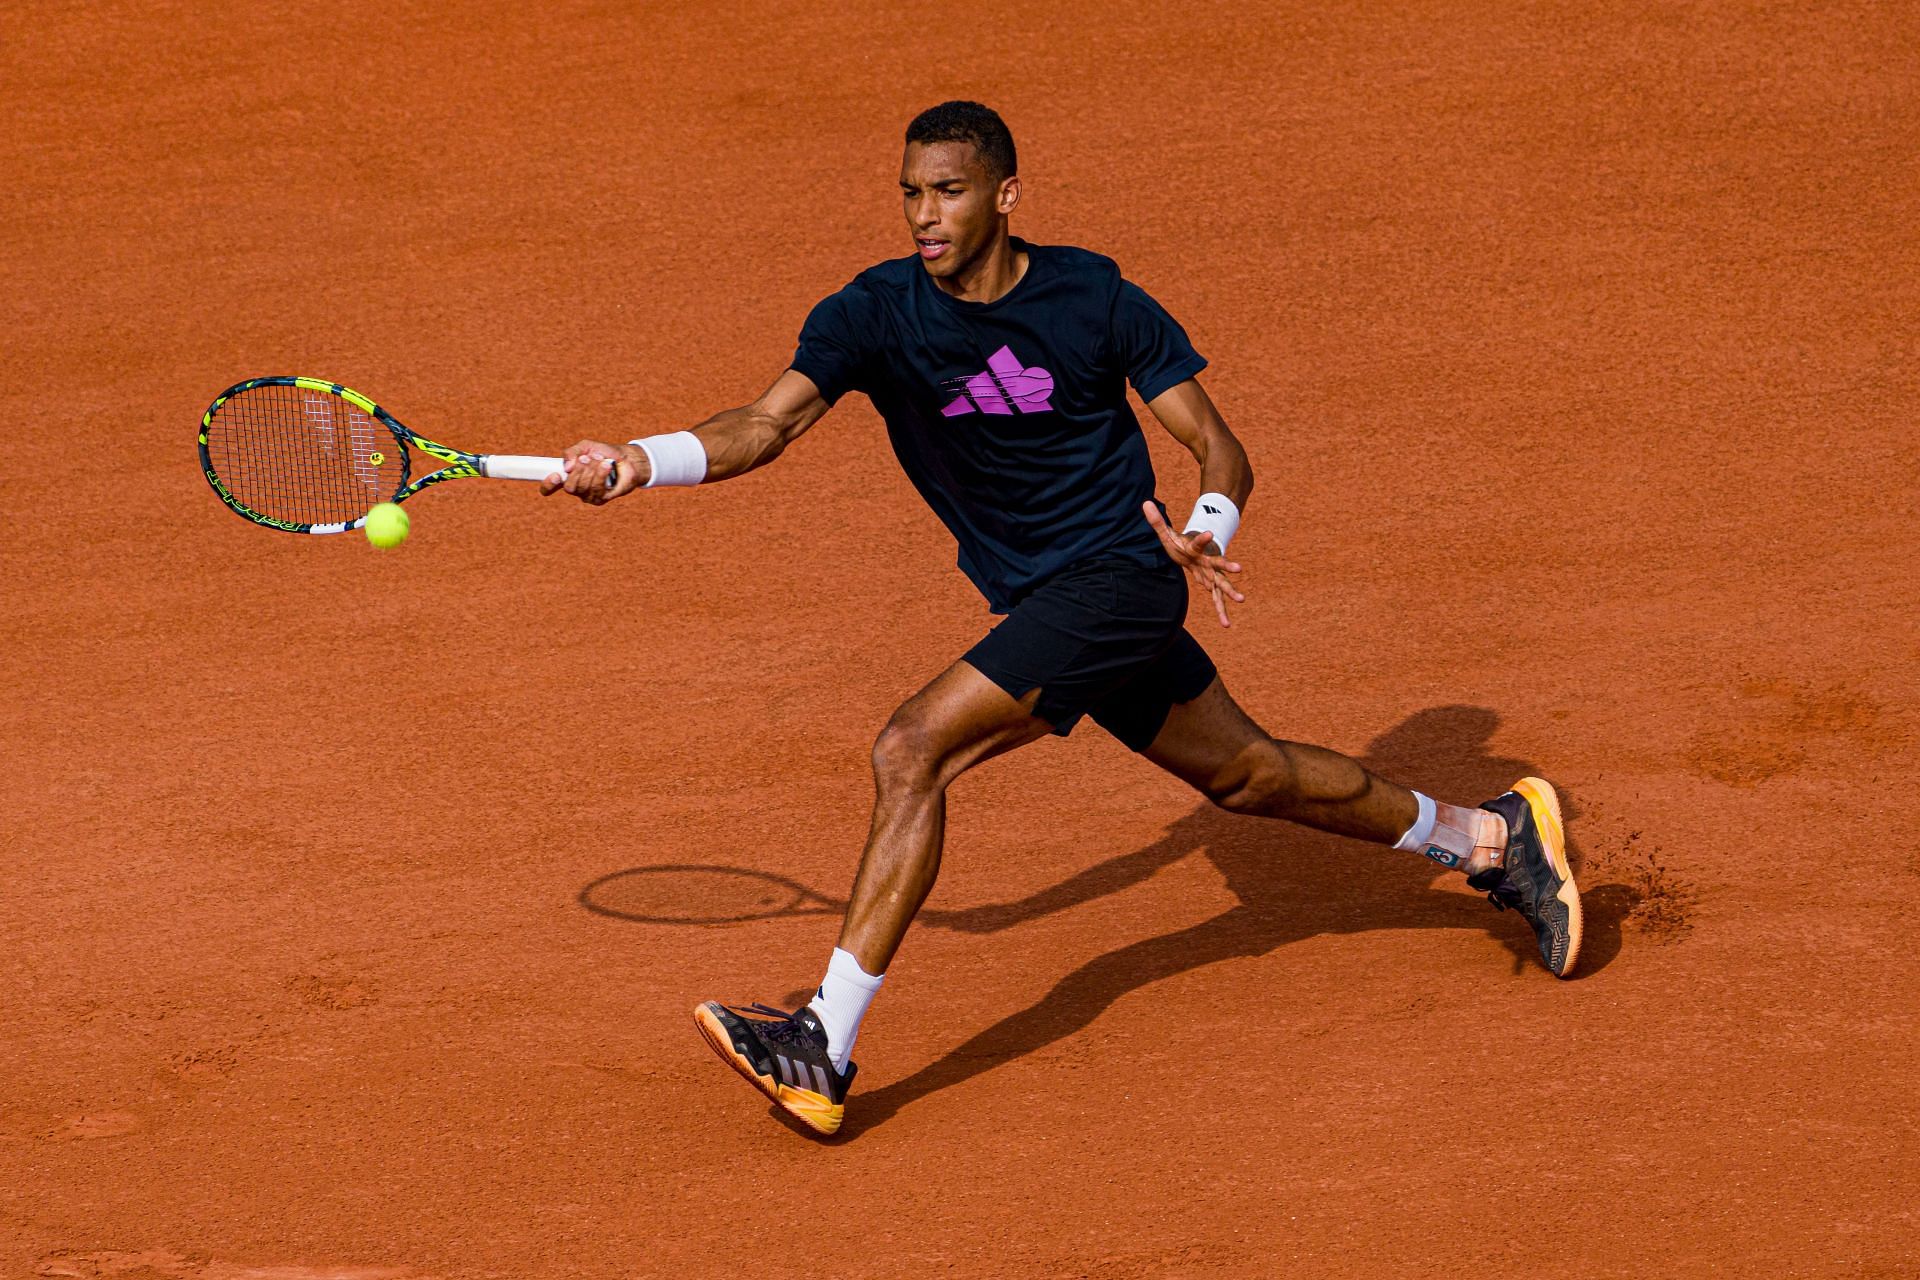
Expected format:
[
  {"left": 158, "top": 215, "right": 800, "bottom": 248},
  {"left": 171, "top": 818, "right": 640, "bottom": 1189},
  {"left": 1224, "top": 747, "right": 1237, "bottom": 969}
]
[{"left": 4, "top": 3, "right": 1916, "bottom": 1276}]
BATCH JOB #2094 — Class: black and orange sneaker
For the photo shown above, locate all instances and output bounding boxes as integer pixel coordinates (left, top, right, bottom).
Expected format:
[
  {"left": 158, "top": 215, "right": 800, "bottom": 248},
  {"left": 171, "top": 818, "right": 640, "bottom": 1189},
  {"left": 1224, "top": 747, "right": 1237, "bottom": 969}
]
[
  {"left": 1470, "top": 777, "right": 1583, "bottom": 978},
  {"left": 693, "top": 1001, "right": 855, "bottom": 1135}
]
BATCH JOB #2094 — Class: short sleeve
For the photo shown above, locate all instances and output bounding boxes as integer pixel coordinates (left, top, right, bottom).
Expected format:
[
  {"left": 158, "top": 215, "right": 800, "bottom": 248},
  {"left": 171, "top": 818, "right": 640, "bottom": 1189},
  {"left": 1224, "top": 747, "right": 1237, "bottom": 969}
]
[
  {"left": 791, "top": 283, "right": 880, "bottom": 406},
  {"left": 1112, "top": 279, "right": 1207, "bottom": 402}
]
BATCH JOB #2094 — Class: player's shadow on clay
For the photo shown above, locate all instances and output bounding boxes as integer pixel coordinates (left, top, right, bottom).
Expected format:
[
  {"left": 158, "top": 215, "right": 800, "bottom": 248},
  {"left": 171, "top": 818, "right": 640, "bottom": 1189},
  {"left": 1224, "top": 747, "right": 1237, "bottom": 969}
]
[
  {"left": 580, "top": 705, "right": 1633, "bottom": 1138},
  {"left": 841, "top": 704, "right": 1631, "bottom": 1138}
]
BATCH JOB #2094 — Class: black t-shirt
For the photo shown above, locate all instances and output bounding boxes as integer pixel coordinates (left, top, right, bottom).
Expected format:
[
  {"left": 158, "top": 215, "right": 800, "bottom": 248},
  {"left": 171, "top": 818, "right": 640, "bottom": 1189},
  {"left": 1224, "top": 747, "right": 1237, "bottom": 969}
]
[{"left": 790, "top": 239, "right": 1206, "bottom": 612}]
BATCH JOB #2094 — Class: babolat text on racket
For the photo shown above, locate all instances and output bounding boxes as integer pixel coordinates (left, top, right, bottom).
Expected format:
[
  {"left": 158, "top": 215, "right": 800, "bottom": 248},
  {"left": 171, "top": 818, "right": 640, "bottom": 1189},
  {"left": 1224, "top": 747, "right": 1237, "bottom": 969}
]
[{"left": 198, "top": 376, "right": 609, "bottom": 534}]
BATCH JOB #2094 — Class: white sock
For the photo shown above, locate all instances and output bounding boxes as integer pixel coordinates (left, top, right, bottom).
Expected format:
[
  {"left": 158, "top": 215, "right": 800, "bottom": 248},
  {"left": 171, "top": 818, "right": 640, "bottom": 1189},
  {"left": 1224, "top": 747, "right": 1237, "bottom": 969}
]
[
  {"left": 807, "top": 947, "right": 883, "bottom": 1073},
  {"left": 1393, "top": 791, "right": 1507, "bottom": 873}
]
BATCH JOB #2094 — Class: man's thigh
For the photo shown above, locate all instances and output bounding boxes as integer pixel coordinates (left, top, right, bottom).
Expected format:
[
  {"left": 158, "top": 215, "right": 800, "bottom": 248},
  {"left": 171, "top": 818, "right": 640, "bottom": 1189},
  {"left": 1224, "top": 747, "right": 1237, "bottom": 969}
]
[
  {"left": 1133, "top": 675, "right": 1270, "bottom": 793},
  {"left": 880, "top": 659, "right": 1056, "bottom": 785}
]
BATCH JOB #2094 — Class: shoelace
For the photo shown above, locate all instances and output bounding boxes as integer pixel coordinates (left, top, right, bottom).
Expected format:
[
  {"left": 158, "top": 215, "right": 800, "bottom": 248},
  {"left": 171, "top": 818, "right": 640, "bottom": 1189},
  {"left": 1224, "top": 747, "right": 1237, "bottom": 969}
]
[
  {"left": 1467, "top": 866, "right": 1524, "bottom": 914},
  {"left": 729, "top": 1002, "right": 817, "bottom": 1045}
]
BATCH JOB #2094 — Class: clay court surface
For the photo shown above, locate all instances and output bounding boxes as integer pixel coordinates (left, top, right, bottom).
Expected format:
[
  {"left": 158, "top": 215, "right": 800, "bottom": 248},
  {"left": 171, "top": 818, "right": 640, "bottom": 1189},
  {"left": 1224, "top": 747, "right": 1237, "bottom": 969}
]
[{"left": 5, "top": 2, "right": 1918, "bottom": 1276}]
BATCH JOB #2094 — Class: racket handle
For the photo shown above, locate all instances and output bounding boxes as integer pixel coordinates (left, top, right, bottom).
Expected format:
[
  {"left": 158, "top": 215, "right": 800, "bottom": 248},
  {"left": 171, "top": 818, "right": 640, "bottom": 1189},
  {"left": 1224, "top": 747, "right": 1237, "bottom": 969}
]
[{"left": 480, "top": 454, "right": 618, "bottom": 488}]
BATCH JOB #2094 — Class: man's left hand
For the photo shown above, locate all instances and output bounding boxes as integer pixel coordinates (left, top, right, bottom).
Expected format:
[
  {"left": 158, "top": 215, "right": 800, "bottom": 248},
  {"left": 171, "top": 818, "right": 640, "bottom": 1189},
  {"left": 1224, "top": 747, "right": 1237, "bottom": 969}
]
[{"left": 1142, "top": 501, "right": 1246, "bottom": 628}]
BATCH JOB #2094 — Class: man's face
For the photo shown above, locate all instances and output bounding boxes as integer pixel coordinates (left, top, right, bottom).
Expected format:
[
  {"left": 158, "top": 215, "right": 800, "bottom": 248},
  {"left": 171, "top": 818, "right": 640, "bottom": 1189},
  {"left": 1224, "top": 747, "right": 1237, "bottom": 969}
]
[{"left": 900, "top": 140, "right": 1017, "bottom": 279}]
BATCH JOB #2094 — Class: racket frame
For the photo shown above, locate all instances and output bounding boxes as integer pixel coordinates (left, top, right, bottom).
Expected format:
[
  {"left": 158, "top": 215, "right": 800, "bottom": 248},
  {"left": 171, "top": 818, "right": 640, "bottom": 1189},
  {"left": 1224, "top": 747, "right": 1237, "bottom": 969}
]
[{"left": 199, "top": 375, "right": 573, "bottom": 534}]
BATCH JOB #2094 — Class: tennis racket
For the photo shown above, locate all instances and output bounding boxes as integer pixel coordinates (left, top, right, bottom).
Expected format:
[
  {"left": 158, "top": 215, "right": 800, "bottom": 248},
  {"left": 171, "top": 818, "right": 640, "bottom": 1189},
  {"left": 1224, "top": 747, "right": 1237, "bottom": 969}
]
[{"left": 199, "top": 375, "right": 610, "bottom": 534}]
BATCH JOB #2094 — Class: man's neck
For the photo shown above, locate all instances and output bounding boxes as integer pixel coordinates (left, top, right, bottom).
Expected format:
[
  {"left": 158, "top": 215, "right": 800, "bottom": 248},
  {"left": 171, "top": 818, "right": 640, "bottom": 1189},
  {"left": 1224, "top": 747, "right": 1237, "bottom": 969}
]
[{"left": 935, "top": 232, "right": 1028, "bottom": 304}]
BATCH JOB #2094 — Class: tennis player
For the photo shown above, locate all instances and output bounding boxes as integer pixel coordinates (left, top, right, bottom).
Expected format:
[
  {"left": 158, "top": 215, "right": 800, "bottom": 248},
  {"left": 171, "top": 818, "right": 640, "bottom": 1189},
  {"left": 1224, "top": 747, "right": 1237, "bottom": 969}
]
[{"left": 545, "top": 102, "right": 1581, "bottom": 1135}]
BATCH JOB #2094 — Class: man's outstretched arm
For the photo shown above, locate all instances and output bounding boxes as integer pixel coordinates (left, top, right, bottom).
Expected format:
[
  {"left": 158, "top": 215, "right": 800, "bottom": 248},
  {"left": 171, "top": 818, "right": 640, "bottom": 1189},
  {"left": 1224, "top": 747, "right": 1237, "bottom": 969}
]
[
  {"left": 1139, "top": 376, "right": 1253, "bottom": 627},
  {"left": 541, "top": 368, "right": 833, "bottom": 503}
]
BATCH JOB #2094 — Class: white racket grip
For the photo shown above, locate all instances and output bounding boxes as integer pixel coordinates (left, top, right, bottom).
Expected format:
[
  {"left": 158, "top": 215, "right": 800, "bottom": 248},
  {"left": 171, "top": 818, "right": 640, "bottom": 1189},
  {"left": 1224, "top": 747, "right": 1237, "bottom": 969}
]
[{"left": 480, "top": 454, "right": 616, "bottom": 488}]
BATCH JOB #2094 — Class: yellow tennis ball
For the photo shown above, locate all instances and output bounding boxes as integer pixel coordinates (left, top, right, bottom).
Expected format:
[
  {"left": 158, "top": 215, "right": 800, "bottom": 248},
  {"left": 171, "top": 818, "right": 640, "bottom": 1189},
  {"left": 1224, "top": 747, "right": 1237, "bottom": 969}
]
[{"left": 364, "top": 502, "right": 410, "bottom": 548}]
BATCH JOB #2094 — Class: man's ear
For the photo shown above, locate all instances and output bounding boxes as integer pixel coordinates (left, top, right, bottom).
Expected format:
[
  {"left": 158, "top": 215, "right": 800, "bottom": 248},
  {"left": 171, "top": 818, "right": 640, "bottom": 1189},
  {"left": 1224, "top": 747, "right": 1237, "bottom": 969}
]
[{"left": 998, "top": 175, "right": 1022, "bottom": 214}]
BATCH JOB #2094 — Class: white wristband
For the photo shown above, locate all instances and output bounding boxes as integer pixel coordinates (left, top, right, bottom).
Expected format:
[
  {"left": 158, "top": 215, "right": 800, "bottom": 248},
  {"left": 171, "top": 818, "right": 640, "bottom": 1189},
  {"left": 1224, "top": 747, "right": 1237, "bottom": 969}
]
[
  {"left": 1184, "top": 492, "right": 1240, "bottom": 554},
  {"left": 627, "top": 431, "right": 707, "bottom": 488}
]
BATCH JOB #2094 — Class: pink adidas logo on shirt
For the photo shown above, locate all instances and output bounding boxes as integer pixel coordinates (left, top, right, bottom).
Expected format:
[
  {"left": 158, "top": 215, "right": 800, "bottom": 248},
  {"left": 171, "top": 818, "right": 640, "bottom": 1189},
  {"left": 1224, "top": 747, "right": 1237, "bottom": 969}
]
[{"left": 941, "top": 345, "right": 1054, "bottom": 416}]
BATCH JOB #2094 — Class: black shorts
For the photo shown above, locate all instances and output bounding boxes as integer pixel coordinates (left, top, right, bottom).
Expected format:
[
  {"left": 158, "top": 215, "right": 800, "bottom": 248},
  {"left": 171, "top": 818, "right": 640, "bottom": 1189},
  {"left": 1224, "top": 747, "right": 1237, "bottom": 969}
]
[{"left": 962, "top": 555, "right": 1218, "bottom": 752}]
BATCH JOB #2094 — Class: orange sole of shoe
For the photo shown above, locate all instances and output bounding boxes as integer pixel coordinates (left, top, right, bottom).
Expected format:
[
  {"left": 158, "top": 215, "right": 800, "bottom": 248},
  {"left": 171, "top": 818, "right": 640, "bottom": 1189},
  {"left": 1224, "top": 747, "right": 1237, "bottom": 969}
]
[
  {"left": 1514, "top": 776, "right": 1582, "bottom": 977},
  {"left": 693, "top": 1003, "right": 844, "bottom": 1135}
]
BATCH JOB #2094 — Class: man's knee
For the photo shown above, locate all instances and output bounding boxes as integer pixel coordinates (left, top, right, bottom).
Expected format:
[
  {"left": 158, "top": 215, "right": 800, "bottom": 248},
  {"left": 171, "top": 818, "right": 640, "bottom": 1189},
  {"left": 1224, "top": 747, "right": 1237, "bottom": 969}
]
[
  {"left": 871, "top": 713, "right": 946, "bottom": 794},
  {"left": 1205, "top": 739, "right": 1297, "bottom": 815}
]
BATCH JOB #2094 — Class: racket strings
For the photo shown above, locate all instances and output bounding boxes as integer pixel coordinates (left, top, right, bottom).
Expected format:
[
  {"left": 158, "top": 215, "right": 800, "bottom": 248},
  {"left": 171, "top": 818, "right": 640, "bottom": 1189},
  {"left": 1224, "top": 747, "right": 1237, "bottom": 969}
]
[{"left": 207, "top": 383, "right": 408, "bottom": 525}]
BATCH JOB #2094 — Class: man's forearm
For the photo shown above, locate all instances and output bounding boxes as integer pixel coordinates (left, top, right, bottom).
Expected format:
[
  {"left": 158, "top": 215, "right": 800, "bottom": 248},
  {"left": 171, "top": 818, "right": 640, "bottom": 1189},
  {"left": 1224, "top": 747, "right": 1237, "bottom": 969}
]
[
  {"left": 689, "top": 404, "right": 797, "bottom": 481},
  {"left": 1194, "top": 430, "right": 1254, "bottom": 511},
  {"left": 623, "top": 404, "right": 794, "bottom": 485},
  {"left": 1143, "top": 380, "right": 1254, "bottom": 517},
  {"left": 1176, "top": 425, "right": 1254, "bottom": 556}
]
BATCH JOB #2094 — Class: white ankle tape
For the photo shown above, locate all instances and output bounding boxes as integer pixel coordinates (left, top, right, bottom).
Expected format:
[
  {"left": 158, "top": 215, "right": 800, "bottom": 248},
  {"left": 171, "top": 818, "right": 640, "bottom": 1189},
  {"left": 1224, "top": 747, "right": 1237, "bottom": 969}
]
[{"left": 1393, "top": 792, "right": 1438, "bottom": 852}]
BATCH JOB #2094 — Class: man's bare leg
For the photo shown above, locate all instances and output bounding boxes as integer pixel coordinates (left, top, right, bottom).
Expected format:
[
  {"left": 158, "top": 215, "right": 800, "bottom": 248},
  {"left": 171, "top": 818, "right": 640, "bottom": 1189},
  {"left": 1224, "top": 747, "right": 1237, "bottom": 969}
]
[
  {"left": 835, "top": 660, "right": 1054, "bottom": 972},
  {"left": 1140, "top": 678, "right": 1506, "bottom": 873},
  {"left": 1139, "top": 677, "right": 1581, "bottom": 975},
  {"left": 693, "top": 660, "right": 1053, "bottom": 1133}
]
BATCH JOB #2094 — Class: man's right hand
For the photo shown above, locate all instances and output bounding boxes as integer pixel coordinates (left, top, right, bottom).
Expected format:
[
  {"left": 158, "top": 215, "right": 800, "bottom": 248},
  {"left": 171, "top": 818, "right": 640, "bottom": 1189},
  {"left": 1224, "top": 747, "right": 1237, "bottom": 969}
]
[{"left": 540, "top": 440, "right": 650, "bottom": 505}]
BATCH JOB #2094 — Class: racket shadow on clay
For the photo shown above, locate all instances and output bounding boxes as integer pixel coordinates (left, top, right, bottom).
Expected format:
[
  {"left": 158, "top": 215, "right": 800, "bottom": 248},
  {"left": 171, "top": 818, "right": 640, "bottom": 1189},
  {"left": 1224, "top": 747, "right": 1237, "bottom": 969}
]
[
  {"left": 578, "top": 864, "right": 847, "bottom": 927},
  {"left": 576, "top": 862, "right": 1149, "bottom": 935},
  {"left": 576, "top": 857, "right": 1148, "bottom": 933}
]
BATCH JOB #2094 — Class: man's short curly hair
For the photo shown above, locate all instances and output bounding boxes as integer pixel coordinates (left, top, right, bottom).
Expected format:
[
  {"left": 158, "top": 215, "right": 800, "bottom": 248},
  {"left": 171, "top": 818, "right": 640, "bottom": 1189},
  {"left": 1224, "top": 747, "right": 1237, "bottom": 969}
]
[{"left": 905, "top": 101, "right": 1017, "bottom": 182}]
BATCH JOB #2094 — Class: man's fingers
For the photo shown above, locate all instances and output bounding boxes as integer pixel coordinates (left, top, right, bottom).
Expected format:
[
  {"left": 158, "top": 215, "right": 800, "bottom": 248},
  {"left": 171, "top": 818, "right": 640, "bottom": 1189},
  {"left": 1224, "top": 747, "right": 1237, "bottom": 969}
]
[
  {"left": 1202, "top": 564, "right": 1246, "bottom": 603},
  {"left": 1212, "top": 576, "right": 1233, "bottom": 627},
  {"left": 1142, "top": 505, "right": 1184, "bottom": 550},
  {"left": 1210, "top": 579, "right": 1232, "bottom": 628},
  {"left": 1145, "top": 502, "right": 1213, "bottom": 563},
  {"left": 557, "top": 442, "right": 617, "bottom": 495},
  {"left": 544, "top": 447, "right": 587, "bottom": 496},
  {"left": 541, "top": 441, "right": 625, "bottom": 502},
  {"left": 585, "top": 455, "right": 612, "bottom": 493},
  {"left": 1195, "top": 554, "right": 1244, "bottom": 584},
  {"left": 1143, "top": 502, "right": 1195, "bottom": 553},
  {"left": 566, "top": 453, "right": 611, "bottom": 498},
  {"left": 1190, "top": 559, "right": 1246, "bottom": 616}
]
